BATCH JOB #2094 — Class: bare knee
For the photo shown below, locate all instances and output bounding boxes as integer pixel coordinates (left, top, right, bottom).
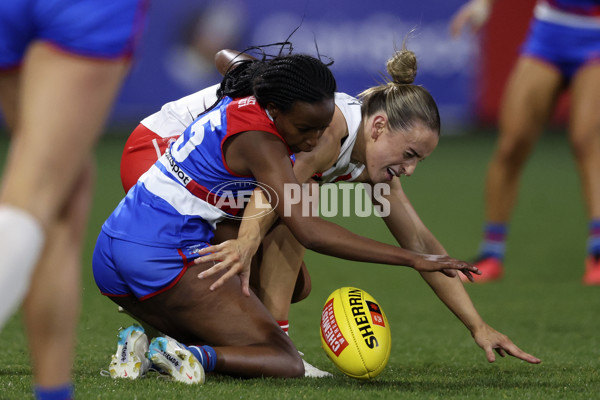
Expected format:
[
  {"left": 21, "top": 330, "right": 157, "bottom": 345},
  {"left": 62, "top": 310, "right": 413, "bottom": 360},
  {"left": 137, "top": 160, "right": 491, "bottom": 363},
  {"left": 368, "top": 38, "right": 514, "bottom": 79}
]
[
  {"left": 493, "top": 132, "right": 537, "bottom": 173},
  {"left": 569, "top": 126, "right": 599, "bottom": 162}
]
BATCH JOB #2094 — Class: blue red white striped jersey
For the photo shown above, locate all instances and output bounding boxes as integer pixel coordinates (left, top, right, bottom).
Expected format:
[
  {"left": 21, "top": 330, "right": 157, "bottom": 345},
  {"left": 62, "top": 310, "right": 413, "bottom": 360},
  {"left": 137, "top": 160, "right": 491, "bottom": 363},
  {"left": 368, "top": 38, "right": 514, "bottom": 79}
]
[{"left": 102, "top": 95, "right": 290, "bottom": 247}]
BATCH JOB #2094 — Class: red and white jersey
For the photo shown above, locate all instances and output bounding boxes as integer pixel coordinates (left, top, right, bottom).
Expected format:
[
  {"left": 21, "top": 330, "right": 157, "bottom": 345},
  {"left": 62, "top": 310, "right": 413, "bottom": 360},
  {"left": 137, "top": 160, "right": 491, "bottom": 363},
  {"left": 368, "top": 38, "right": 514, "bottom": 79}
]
[
  {"left": 121, "top": 89, "right": 366, "bottom": 191},
  {"left": 141, "top": 83, "right": 221, "bottom": 138},
  {"left": 120, "top": 84, "right": 220, "bottom": 192}
]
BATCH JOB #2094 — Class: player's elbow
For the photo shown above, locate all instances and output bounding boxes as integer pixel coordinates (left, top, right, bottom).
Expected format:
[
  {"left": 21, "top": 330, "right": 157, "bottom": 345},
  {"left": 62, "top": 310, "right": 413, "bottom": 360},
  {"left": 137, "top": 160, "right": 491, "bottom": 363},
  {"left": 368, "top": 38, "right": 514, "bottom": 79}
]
[
  {"left": 295, "top": 231, "right": 319, "bottom": 250},
  {"left": 288, "top": 225, "right": 320, "bottom": 250}
]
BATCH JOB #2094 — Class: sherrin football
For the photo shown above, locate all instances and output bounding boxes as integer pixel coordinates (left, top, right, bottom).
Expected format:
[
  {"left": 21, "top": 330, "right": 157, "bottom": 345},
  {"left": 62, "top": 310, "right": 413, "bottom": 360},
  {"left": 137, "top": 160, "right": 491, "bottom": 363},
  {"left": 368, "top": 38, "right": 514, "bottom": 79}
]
[{"left": 320, "top": 287, "right": 391, "bottom": 379}]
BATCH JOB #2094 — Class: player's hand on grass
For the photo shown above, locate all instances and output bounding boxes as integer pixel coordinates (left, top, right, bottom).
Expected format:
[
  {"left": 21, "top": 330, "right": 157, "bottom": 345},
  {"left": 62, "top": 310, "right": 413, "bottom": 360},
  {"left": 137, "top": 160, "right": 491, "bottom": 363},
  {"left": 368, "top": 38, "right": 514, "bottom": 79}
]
[
  {"left": 194, "top": 240, "right": 255, "bottom": 296},
  {"left": 472, "top": 323, "right": 541, "bottom": 364},
  {"left": 413, "top": 254, "right": 481, "bottom": 281}
]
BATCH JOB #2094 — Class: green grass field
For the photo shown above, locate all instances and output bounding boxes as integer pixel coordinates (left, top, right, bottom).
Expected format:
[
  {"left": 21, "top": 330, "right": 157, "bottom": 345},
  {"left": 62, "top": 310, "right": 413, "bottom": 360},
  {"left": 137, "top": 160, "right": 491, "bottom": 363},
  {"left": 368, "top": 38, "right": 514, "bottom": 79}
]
[{"left": 0, "top": 130, "right": 599, "bottom": 399}]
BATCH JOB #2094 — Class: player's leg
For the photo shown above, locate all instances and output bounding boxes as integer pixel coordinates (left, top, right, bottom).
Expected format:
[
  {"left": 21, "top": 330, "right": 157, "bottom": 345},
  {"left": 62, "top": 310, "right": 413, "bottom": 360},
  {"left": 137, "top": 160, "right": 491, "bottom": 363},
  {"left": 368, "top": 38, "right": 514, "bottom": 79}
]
[
  {"left": 0, "top": 68, "right": 46, "bottom": 327},
  {"left": 23, "top": 162, "right": 94, "bottom": 387},
  {"left": 567, "top": 62, "right": 600, "bottom": 285},
  {"left": 257, "top": 222, "right": 306, "bottom": 324},
  {"left": 0, "top": 69, "right": 19, "bottom": 131},
  {"left": 1, "top": 43, "right": 130, "bottom": 398},
  {"left": 251, "top": 223, "right": 330, "bottom": 377},
  {"left": 112, "top": 260, "right": 305, "bottom": 378},
  {"left": 1, "top": 42, "right": 129, "bottom": 223},
  {"left": 0, "top": 43, "right": 130, "bottom": 325},
  {"left": 471, "top": 56, "right": 563, "bottom": 282}
]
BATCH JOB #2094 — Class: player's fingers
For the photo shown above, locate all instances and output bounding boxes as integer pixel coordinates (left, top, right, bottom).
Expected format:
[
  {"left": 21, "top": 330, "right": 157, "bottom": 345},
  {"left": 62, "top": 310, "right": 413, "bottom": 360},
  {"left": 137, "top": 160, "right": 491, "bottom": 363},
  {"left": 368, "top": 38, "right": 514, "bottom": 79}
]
[
  {"left": 198, "top": 261, "right": 228, "bottom": 279},
  {"left": 241, "top": 274, "right": 251, "bottom": 297},
  {"left": 495, "top": 348, "right": 506, "bottom": 358},
  {"left": 485, "top": 347, "right": 496, "bottom": 363},
  {"left": 209, "top": 268, "right": 238, "bottom": 291},
  {"left": 503, "top": 344, "right": 542, "bottom": 364},
  {"left": 454, "top": 260, "right": 480, "bottom": 274},
  {"left": 461, "top": 270, "right": 474, "bottom": 282},
  {"left": 194, "top": 244, "right": 221, "bottom": 255},
  {"left": 194, "top": 253, "right": 221, "bottom": 264},
  {"left": 441, "top": 268, "right": 457, "bottom": 278}
]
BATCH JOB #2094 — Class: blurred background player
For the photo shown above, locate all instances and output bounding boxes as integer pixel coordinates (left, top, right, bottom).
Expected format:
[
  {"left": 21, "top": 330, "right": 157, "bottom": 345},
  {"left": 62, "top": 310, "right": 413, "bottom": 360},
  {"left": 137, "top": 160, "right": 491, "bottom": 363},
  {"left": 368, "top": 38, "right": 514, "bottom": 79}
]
[
  {"left": 450, "top": 0, "right": 600, "bottom": 284},
  {"left": 0, "top": 1, "right": 148, "bottom": 399}
]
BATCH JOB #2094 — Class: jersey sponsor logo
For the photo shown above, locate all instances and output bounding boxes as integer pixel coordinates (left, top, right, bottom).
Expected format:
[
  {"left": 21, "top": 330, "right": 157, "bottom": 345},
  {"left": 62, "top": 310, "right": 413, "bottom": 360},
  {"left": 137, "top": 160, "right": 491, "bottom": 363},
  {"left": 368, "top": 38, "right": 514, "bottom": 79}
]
[{"left": 165, "top": 148, "right": 191, "bottom": 186}]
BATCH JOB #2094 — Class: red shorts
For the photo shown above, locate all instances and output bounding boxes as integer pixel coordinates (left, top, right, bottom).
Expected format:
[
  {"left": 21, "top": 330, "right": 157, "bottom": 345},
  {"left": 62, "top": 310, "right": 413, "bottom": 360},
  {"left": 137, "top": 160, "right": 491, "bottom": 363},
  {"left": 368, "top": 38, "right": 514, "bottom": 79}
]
[{"left": 120, "top": 124, "right": 179, "bottom": 192}]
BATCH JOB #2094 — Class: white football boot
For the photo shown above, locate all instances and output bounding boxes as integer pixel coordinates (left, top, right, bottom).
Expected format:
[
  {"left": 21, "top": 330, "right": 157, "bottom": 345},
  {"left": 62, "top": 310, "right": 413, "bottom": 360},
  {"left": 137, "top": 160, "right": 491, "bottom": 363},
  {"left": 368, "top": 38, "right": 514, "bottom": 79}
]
[
  {"left": 299, "top": 351, "right": 333, "bottom": 378},
  {"left": 148, "top": 336, "right": 205, "bottom": 384},
  {"left": 109, "top": 324, "right": 152, "bottom": 379}
]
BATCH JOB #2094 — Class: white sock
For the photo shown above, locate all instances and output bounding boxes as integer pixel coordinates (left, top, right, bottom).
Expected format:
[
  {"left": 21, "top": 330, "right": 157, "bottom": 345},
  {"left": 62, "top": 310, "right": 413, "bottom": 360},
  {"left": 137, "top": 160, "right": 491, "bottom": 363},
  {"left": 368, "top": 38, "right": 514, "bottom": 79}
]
[{"left": 0, "top": 206, "right": 45, "bottom": 328}]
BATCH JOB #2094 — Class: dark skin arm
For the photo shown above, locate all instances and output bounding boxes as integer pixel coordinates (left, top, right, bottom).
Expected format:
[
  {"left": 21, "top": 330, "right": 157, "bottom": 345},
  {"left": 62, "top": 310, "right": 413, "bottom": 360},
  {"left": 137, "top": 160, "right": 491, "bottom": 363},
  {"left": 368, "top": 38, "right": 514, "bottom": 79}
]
[{"left": 195, "top": 109, "right": 344, "bottom": 294}]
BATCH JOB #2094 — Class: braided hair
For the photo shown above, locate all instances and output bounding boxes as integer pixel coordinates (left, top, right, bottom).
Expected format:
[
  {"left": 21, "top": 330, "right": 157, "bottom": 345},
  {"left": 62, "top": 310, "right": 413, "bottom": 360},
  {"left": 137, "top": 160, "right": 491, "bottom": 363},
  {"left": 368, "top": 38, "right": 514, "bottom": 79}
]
[{"left": 216, "top": 53, "right": 336, "bottom": 113}]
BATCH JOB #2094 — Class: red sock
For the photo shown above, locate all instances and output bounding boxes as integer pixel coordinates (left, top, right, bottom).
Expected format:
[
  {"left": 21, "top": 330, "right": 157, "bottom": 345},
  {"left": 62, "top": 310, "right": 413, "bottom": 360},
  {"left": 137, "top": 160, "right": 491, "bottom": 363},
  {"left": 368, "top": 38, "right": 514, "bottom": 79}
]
[{"left": 277, "top": 320, "right": 289, "bottom": 335}]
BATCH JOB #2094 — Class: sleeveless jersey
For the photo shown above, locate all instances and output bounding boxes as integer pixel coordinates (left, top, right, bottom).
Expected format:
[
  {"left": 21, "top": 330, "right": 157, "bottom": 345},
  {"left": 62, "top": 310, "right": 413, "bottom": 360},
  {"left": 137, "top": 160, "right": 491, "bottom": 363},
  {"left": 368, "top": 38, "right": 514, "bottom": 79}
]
[
  {"left": 314, "top": 93, "right": 365, "bottom": 184},
  {"left": 103, "top": 95, "right": 289, "bottom": 247}
]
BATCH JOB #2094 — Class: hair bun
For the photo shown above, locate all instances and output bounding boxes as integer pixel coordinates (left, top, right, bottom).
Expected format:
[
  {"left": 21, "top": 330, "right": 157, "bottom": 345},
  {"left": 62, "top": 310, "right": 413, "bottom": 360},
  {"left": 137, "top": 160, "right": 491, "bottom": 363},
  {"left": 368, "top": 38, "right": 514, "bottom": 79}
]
[{"left": 386, "top": 49, "right": 417, "bottom": 84}]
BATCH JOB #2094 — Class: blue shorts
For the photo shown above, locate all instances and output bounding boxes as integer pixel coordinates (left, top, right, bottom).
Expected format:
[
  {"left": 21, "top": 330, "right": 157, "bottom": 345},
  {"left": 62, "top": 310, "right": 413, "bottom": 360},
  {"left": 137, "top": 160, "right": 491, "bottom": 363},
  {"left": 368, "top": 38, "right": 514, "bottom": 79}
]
[
  {"left": 92, "top": 230, "right": 210, "bottom": 300},
  {"left": 0, "top": 0, "right": 148, "bottom": 68},
  {"left": 522, "top": 19, "right": 600, "bottom": 80}
]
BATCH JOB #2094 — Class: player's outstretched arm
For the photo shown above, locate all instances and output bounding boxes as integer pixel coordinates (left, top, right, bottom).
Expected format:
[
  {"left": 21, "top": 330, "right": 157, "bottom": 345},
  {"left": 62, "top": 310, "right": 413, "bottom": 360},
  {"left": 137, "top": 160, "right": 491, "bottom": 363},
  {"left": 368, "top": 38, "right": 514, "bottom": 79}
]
[{"left": 373, "top": 180, "right": 539, "bottom": 363}]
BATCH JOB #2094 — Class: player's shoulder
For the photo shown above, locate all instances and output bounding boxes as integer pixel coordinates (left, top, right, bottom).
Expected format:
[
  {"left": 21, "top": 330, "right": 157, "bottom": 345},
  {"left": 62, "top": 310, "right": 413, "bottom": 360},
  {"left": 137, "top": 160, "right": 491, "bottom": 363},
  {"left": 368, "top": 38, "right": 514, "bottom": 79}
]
[
  {"left": 226, "top": 96, "right": 270, "bottom": 124},
  {"left": 335, "top": 92, "right": 361, "bottom": 107}
]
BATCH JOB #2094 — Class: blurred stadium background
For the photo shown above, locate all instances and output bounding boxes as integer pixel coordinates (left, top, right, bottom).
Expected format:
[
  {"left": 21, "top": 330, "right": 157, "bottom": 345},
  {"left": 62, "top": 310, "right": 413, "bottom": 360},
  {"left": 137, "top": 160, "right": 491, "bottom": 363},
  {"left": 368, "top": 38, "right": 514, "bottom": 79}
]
[{"left": 107, "top": 0, "right": 554, "bottom": 133}]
